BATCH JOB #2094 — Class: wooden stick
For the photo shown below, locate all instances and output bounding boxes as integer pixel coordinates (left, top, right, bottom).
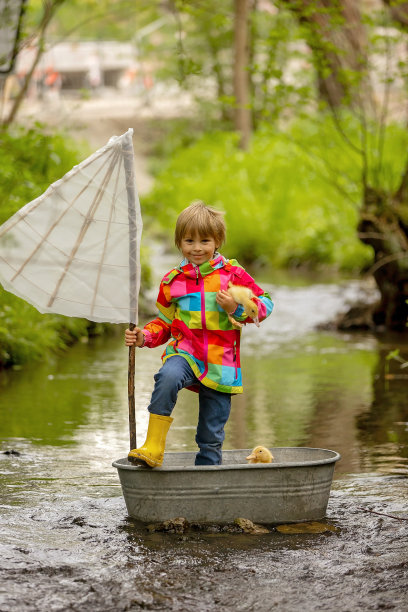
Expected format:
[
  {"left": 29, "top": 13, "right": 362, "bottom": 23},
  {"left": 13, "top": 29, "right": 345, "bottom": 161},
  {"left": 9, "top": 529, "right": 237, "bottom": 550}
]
[
  {"left": 122, "top": 131, "right": 139, "bottom": 451},
  {"left": 128, "top": 322, "right": 136, "bottom": 450}
]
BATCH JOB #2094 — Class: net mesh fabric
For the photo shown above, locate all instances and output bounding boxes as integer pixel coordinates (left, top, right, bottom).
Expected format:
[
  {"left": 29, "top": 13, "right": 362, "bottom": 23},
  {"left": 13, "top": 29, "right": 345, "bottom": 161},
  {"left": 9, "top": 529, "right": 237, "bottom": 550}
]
[{"left": 0, "top": 130, "right": 142, "bottom": 324}]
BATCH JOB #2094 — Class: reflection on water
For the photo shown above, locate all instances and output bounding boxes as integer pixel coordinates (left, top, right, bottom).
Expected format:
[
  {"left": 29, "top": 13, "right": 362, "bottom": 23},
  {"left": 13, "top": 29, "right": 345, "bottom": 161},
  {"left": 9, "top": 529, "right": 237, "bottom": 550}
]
[{"left": 0, "top": 278, "right": 407, "bottom": 512}]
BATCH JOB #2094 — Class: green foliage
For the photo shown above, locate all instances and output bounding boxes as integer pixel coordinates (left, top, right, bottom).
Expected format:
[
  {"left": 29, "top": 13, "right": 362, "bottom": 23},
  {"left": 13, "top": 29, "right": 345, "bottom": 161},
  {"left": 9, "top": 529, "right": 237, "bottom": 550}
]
[
  {"left": 0, "top": 288, "right": 93, "bottom": 367},
  {"left": 0, "top": 125, "right": 102, "bottom": 368},
  {"left": 143, "top": 115, "right": 408, "bottom": 269},
  {"left": 147, "top": 117, "right": 214, "bottom": 176},
  {"left": 0, "top": 123, "right": 84, "bottom": 225},
  {"left": 386, "top": 348, "right": 408, "bottom": 373},
  {"left": 0, "top": 125, "right": 90, "bottom": 367},
  {"left": 27, "top": 0, "right": 162, "bottom": 42}
]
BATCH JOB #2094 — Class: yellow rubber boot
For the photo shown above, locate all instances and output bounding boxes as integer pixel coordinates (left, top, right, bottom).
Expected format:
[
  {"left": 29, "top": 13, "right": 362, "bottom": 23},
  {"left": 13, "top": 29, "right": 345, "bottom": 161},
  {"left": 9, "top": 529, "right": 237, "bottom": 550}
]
[{"left": 128, "top": 414, "right": 173, "bottom": 468}]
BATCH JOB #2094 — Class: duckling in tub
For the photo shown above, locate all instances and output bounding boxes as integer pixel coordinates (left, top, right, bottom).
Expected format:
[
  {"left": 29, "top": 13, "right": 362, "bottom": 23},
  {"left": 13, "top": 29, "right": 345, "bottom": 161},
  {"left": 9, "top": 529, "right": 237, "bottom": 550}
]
[{"left": 246, "top": 446, "right": 274, "bottom": 464}]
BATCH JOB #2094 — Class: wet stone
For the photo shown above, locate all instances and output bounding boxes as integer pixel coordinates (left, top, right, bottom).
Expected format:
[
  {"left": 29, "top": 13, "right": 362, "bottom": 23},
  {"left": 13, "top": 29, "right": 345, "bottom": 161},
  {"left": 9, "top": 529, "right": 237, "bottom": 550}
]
[
  {"left": 234, "top": 518, "right": 270, "bottom": 534},
  {"left": 145, "top": 517, "right": 272, "bottom": 536},
  {"left": 147, "top": 517, "right": 189, "bottom": 534}
]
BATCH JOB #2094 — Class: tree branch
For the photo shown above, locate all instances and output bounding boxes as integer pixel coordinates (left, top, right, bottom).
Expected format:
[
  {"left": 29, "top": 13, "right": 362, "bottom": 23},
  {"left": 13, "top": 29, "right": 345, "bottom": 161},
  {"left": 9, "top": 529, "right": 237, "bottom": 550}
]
[{"left": 2, "top": 0, "right": 66, "bottom": 127}]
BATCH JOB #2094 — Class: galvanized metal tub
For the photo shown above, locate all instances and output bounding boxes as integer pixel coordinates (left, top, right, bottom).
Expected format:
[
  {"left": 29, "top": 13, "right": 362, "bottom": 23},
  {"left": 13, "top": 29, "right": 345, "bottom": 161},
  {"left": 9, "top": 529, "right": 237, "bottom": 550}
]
[{"left": 112, "top": 447, "right": 340, "bottom": 524}]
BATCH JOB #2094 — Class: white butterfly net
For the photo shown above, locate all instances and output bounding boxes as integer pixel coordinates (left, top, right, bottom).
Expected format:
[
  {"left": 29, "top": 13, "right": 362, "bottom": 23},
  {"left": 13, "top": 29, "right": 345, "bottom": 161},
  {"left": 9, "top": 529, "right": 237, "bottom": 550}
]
[{"left": 0, "top": 129, "right": 142, "bottom": 324}]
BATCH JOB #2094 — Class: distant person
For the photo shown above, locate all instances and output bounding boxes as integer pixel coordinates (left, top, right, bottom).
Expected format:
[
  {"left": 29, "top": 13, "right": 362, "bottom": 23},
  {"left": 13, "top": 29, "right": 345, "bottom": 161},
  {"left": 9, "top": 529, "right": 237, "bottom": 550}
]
[
  {"left": 125, "top": 201, "right": 274, "bottom": 467},
  {"left": 143, "top": 72, "right": 153, "bottom": 90},
  {"left": 44, "top": 67, "right": 61, "bottom": 89},
  {"left": 44, "top": 67, "right": 61, "bottom": 103},
  {"left": 87, "top": 54, "right": 102, "bottom": 91},
  {"left": 142, "top": 71, "right": 154, "bottom": 106}
]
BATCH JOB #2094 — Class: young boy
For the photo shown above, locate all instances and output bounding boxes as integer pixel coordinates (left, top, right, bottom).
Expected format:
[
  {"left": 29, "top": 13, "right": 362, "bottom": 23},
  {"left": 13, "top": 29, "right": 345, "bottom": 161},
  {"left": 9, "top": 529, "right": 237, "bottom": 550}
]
[{"left": 125, "top": 201, "right": 273, "bottom": 467}]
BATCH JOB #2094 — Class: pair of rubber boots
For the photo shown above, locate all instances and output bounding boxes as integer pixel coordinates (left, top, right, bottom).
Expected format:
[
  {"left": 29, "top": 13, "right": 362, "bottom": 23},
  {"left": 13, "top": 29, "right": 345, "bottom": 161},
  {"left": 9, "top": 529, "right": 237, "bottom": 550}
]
[{"left": 128, "top": 413, "right": 173, "bottom": 468}]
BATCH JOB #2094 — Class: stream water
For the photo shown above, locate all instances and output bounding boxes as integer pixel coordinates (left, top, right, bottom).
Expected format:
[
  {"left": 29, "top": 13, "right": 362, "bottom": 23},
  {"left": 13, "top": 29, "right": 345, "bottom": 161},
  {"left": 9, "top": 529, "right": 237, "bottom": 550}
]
[{"left": 1, "top": 273, "right": 407, "bottom": 611}]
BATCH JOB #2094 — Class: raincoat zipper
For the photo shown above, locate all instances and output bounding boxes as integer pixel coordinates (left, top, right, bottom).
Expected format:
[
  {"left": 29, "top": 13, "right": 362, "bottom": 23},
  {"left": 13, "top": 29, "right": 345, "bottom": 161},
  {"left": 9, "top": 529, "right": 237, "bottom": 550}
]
[
  {"left": 233, "top": 339, "right": 238, "bottom": 379},
  {"left": 196, "top": 268, "right": 208, "bottom": 380}
]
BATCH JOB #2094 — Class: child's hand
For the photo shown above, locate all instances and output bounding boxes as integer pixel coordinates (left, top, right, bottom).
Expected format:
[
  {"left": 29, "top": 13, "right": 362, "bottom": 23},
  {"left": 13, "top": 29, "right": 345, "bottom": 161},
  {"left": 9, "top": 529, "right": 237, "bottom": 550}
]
[
  {"left": 216, "top": 290, "right": 238, "bottom": 314},
  {"left": 125, "top": 327, "right": 145, "bottom": 347}
]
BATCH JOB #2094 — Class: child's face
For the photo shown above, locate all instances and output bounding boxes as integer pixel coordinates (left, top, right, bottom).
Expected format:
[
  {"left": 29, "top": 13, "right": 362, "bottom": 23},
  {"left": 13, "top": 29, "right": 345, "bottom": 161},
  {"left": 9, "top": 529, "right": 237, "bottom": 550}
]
[{"left": 180, "top": 232, "right": 217, "bottom": 265}]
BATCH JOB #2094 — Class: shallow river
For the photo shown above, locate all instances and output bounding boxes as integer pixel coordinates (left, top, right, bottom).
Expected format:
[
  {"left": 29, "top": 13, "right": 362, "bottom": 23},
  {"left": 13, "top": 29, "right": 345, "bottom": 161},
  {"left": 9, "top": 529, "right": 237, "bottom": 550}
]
[{"left": 1, "top": 274, "right": 407, "bottom": 611}]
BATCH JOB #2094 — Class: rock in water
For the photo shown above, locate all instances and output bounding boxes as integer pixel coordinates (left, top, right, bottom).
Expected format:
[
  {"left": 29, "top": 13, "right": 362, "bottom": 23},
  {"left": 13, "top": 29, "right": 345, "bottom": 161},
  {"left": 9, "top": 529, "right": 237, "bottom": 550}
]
[
  {"left": 147, "top": 517, "right": 189, "bottom": 534},
  {"left": 234, "top": 518, "right": 269, "bottom": 534}
]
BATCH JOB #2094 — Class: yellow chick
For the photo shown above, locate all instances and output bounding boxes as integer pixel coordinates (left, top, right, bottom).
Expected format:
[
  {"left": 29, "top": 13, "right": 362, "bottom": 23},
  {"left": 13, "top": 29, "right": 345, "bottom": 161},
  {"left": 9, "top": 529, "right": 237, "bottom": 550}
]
[
  {"left": 227, "top": 282, "right": 259, "bottom": 329},
  {"left": 246, "top": 446, "right": 274, "bottom": 464}
]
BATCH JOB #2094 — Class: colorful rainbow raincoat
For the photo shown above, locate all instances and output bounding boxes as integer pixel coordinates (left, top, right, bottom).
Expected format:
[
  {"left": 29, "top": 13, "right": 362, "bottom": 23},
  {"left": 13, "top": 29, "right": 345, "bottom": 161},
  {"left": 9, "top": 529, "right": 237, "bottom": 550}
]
[{"left": 142, "top": 254, "right": 274, "bottom": 394}]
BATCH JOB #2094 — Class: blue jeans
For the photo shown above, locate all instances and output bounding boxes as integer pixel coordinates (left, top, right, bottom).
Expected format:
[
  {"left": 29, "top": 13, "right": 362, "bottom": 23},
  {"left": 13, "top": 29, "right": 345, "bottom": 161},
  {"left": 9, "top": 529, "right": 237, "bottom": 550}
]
[{"left": 148, "top": 356, "right": 231, "bottom": 465}]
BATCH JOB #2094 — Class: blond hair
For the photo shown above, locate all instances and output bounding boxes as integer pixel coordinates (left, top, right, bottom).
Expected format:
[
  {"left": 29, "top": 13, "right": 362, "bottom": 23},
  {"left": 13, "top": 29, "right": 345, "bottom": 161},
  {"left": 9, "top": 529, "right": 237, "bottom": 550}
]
[{"left": 174, "top": 200, "right": 226, "bottom": 249}]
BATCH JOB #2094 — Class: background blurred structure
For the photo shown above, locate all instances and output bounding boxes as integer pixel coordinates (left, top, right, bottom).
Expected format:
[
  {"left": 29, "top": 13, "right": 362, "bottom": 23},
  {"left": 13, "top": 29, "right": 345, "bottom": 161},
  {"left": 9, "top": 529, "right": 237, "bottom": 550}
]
[{"left": 14, "top": 41, "right": 137, "bottom": 92}]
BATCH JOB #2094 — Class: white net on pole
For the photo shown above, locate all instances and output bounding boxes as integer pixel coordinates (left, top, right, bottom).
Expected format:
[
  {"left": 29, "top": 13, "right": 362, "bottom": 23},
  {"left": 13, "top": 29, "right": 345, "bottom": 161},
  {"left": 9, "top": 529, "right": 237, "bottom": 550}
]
[{"left": 0, "top": 129, "right": 142, "bottom": 324}]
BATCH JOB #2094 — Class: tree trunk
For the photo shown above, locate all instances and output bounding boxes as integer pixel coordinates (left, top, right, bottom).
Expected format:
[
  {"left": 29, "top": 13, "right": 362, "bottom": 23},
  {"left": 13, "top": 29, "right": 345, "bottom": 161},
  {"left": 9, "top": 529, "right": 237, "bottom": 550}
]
[
  {"left": 281, "top": 0, "right": 407, "bottom": 330},
  {"left": 383, "top": 0, "right": 408, "bottom": 28},
  {"left": 248, "top": 0, "right": 258, "bottom": 131},
  {"left": 233, "top": 0, "right": 252, "bottom": 149},
  {"left": 2, "top": 0, "right": 66, "bottom": 127},
  {"left": 280, "top": 0, "right": 368, "bottom": 108},
  {"left": 358, "top": 184, "right": 408, "bottom": 330},
  {"left": 207, "top": 35, "right": 231, "bottom": 123}
]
